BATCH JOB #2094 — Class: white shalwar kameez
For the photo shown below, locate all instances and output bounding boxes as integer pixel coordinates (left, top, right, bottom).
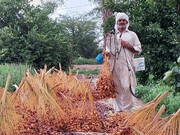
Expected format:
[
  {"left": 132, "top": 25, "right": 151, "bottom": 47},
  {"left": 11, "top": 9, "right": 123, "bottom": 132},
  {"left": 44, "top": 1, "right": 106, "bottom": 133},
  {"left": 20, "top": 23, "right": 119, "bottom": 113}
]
[{"left": 106, "top": 13, "right": 142, "bottom": 112}]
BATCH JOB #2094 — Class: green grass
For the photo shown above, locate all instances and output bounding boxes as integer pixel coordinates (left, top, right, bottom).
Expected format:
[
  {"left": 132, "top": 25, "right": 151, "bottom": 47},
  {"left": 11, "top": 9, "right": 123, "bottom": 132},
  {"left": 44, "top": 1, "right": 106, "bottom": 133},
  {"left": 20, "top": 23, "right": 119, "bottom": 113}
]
[
  {"left": 0, "top": 63, "right": 34, "bottom": 92},
  {"left": 136, "top": 80, "right": 179, "bottom": 116},
  {"left": 72, "top": 57, "right": 99, "bottom": 65},
  {"left": 71, "top": 68, "right": 100, "bottom": 74}
]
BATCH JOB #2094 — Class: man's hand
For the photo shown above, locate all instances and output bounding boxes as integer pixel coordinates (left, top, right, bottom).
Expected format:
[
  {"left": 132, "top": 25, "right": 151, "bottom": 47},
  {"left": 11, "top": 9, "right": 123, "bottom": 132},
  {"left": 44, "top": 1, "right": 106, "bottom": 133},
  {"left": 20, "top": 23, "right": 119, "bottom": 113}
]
[
  {"left": 105, "top": 52, "right": 110, "bottom": 57},
  {"left": 120, "top": 39, "right": 139, "bottom": 53},
  {"left": 121, "top": 39, "right": 127, "bottom": 48}
]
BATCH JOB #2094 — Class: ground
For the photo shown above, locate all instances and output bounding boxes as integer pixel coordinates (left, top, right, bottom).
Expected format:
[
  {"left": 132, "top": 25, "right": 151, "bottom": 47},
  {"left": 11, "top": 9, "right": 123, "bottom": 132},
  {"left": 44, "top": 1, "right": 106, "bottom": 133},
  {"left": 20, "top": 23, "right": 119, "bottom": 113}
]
[
  {"left": 73, "top": 64, "right": 102, "bottom": 71},
  {"left": 69, "top": 64, "right": 144, "bottom": 134},
  {"left": 73, "top": 64, "right": 144, "bottom": 111},
  {"left": 73, "top": 64, "right": 101, "bottom": 80}
]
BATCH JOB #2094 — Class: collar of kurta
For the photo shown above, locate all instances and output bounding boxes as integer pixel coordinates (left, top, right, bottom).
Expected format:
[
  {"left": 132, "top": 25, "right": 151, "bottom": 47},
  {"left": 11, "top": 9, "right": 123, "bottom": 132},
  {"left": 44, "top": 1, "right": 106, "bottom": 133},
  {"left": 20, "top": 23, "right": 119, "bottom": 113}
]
[{"left": 116, "top": 29, "right": 129, "bottom": 34}]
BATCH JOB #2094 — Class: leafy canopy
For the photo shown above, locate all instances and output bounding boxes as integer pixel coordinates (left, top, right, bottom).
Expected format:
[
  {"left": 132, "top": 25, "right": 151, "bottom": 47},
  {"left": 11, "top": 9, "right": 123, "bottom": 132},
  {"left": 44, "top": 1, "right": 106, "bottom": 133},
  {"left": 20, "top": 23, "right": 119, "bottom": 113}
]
[
  {"left": 59, "top": 15, "right": 101, "bottom": 59},
  {"left": 104, "top": 0, "right": 180, "bottom": 83},
  {"left": 0, "top": 0, "right": 72, "bottom": 70}
]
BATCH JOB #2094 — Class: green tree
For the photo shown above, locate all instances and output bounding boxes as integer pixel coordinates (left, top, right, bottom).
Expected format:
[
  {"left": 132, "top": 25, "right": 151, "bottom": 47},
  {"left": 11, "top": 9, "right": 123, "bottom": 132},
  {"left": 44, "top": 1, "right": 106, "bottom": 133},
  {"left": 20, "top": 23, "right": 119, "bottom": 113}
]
[
  {"left": 163, "top": 56, "right": 180, "bottom": 94},
  {"left": 166, "top": 0, "right": 180, "bottom": 11},
  {"left": 104, "top": 0, "right": 180, "bottom": 83},
  {"left": 60, "top": 15, "right": 100, "bottom": 59},
  {"left": 0, "top": 0, "right": 72, "bottom": 70}
]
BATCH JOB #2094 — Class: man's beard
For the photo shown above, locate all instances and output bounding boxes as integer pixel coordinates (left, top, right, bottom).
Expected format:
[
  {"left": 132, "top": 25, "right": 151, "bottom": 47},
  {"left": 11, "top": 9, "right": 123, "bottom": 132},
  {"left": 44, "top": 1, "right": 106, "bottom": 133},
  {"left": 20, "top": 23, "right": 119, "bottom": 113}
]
[{"left": 117, "top": 24, "right": 127, "bottom": 29}]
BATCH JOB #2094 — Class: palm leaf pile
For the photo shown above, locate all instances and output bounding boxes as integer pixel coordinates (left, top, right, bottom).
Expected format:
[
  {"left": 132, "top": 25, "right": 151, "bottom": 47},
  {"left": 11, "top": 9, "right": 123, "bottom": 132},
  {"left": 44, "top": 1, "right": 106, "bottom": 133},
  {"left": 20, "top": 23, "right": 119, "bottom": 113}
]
[{"left": 0, "top": 65, "right": 179, "bottom": 135}]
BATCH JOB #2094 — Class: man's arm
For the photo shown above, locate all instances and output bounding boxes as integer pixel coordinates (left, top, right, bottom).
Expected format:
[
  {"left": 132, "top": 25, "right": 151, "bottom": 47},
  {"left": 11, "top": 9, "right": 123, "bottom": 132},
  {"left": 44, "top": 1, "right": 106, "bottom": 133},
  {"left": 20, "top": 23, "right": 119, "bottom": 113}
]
[
  {"left": 105, "top": 34, "right": 112, "bottom": 57},
  {"left": 121, "top": 40, "right": 139, "bottom": 53}
]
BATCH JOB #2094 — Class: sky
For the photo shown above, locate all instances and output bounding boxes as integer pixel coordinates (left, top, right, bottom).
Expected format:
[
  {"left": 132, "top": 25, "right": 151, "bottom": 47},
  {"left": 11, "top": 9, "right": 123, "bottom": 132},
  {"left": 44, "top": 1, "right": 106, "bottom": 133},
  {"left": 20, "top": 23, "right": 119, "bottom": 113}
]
[{"left": 31, "top": 0, "right": 96, "bottom": 19}]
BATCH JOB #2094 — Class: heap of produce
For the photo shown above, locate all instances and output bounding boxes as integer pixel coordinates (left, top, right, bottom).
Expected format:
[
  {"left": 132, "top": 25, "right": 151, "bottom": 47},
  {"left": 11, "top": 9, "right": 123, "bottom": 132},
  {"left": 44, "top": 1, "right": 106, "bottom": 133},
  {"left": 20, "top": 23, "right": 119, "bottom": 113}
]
[
  {"left": 94, "top": 55, "right": 117, "bottom": 100},
  {"left": 0, "top": 65, "right": 179, "bottom": 135}
]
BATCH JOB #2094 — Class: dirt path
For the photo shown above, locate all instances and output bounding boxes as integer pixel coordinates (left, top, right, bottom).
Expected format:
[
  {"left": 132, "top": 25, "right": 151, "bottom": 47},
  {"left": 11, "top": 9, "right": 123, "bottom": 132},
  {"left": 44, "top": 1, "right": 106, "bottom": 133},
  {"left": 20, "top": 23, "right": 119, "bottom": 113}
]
[
  {"left": 73, "top": 64, "right": 102, "bottom": 71},
  {"left": 73, "top": 64, "right": 101, "bottom": 82}
]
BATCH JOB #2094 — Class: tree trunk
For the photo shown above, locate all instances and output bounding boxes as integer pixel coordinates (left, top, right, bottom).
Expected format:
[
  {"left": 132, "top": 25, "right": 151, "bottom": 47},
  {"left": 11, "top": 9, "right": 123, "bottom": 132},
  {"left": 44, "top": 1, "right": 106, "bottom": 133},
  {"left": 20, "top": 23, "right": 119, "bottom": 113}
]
[{"left": 102, "top": 0, "right": 112, "bottom": 49}]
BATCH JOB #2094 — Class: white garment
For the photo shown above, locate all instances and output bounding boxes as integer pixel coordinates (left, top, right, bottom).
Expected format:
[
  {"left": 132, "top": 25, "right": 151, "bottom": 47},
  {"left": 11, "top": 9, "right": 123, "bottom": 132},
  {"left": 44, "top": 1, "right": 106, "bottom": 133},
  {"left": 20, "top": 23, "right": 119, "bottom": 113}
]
[
  {"left": 106, "top": 12, "right": 142, "bottom": 112},
  {"left": 106, "top": 29, "right": 142, "bottom": 112}
]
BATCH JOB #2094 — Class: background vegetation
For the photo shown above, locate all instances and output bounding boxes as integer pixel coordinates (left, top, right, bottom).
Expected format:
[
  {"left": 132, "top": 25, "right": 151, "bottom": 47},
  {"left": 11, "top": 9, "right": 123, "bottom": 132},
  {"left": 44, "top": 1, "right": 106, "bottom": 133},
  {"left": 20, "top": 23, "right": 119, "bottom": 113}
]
[
  {"left": 59, "top": 15, "right": 102, "bottom": 59},
  {"left": 0, "top": 0, "right": 101, "bottom": 70},
  {"left": 72, "top": 57, "right": 97, "bottom": 65},
  {"left": 0, "top": 64, "right": 33, "bottom": 92},
  {"left": 0, "top": 0, "right": 179, "bottom": 116},
  {"left": 0, "top": 1, "right": 73, "bottom": 70},
  {"left": 103, "top": 0, "right": 180, "bottom": 83},
  {"left": 101, "top": 0, "right": 180, "bottom": 115}
]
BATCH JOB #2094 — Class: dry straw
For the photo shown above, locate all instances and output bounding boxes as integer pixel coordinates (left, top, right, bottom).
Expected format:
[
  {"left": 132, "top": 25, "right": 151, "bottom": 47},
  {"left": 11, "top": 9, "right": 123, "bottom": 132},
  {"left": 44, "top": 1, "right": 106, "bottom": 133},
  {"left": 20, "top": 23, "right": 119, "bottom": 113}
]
[
  {"left": 0, "top": 75, "right": 22, "bottom": 135},
  {"left": 123, "top": 91, "right": 169, "bottom": 134},
  {"left": 145, "top": 108, "right": 180, "bottom": 135},
  {"left": 1, "top": 64, "right": 179, "bottom": 134}
]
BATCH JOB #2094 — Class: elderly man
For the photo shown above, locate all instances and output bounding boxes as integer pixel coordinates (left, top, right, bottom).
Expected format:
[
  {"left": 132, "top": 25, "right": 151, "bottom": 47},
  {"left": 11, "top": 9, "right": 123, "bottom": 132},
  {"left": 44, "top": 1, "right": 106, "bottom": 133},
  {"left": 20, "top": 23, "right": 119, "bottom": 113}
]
[{"left": 105, "top": 12, "right": 142, "bottom": 112}]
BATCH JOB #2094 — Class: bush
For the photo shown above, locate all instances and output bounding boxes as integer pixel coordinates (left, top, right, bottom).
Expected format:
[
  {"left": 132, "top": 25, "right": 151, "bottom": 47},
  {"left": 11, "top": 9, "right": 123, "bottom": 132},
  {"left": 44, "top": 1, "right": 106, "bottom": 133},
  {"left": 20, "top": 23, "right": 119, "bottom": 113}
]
[
  {"left": 71, "top": 68, "right": 100, "bottom": 75},
  {"left": 136, "top": 80, "right": 179, "bottom": 116},
  {"left": 0, "top": 1, "right": 73, "bottom": 70},
  {"left": 0, "top": 63, "right": 34, "bottom": 92},
  {"left": 163, "top": 56, "right": 180, "bottom": 94},
  {"left": 72, "top": 57, "right": 98, "bottom": 65}
]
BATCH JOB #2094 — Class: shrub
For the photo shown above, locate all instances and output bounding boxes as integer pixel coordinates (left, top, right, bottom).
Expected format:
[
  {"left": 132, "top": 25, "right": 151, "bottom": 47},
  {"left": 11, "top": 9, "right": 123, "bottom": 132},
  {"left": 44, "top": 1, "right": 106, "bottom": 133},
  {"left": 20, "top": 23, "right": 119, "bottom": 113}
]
[
  {"left": 136, "top": 80, "right": 178, "bottom": 116},
  {"left": 71, "top": 68, "right": 100, "bottom": 75},
  {"left": 72, "top": 57, "right": 98, "bottom": 65},
  {"left": 0, "top": 1, "right": 73, "bottom": 70},
  {"left": 163, "top": 56, "right": 180, "bottom": 94}
]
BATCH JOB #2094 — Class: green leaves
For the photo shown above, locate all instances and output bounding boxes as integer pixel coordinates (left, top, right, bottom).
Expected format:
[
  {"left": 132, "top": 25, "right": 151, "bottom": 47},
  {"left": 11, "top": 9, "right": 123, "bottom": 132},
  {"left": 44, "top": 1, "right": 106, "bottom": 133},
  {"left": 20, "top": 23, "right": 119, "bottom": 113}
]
[
  {"left": 0, "top": 0, "right": 73, "bottom": 70},
  {"left": 136, "top": 80, "right": 179, "bottom": 116},
  {"left": 104, "top": 0, "right": 180, "bottom": 83},
  {"left": 163, "top": 56, "right": 180, "bottom": 93},
  {"left": 102, "top": 15, "right": 115, "bottom": 33},
  {"left": 61, "top": 15, "right": 100, "bottom": 59}
]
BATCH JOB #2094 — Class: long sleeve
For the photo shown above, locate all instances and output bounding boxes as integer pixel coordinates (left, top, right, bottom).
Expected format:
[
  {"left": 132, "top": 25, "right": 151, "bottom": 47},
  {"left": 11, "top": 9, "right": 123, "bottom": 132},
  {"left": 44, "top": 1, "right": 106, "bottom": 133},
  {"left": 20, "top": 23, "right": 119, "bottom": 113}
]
[{"left": 132, "top": 32, "right": 142, "bottom": 54}]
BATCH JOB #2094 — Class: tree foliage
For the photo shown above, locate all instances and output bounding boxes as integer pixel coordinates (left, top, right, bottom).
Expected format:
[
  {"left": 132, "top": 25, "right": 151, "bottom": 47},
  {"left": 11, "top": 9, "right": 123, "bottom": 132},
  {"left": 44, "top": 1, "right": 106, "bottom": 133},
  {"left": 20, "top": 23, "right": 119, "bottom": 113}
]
[
  {"left": 163, "top": 56, "right": 180, "bottom": 94},
  {"left": 60, "top": 15, "right": 100, "bottom": 59},
  {"left": 0, "top": 0, "right": 72, "bottom": 70},
  {"left": 104, "top": 0, "right": 180, "bottom": 83},
  {"left": 166, "top": 0, "right": 180, "bottom": 11}
]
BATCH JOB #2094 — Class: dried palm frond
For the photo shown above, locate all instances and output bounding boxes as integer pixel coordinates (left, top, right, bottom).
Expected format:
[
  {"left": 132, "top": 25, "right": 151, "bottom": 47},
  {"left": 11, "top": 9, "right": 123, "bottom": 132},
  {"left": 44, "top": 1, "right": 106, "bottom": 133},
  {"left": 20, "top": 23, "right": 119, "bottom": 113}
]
[
  {"left": 35, "top": 78, "right": 67, "bottom": 119},
  {"left": 146, "top": 109, "right": 180, "bottom": 135},
  {"left": 140, "top": 104, "right": 166, "bottom": 134},
  {"left": 11, "top": 74, "right": 39, "bottom": 112},
  {"left": 10, "top": 67, "right": 69, "bottom": 133},
  {"left": 124, "top": 91, "right": 169, "bottom": 134},
  {"left": 0, "top": 75, "right": 23, "bottom": 135},
  {"left": 94, "top": 55, "right": 117, "bottom": 100}
]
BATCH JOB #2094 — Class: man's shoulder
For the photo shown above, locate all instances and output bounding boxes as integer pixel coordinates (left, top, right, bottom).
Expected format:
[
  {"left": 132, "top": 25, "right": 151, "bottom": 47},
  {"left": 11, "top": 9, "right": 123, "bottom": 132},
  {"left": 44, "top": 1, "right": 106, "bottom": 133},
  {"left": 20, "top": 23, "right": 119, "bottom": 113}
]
[
  {"left": 127, "top": 29, "right": 136, "bottom": 34},
  {"left": 127, "top": 30, "right": 138, "bottom": 37}
]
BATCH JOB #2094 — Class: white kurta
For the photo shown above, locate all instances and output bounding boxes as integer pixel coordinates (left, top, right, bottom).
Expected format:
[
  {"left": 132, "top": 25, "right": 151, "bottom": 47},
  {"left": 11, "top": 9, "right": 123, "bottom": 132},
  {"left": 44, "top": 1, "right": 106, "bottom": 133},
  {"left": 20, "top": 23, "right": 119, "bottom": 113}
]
[{"left": 106, "top": 29, "right": 142, "bottom": 112}]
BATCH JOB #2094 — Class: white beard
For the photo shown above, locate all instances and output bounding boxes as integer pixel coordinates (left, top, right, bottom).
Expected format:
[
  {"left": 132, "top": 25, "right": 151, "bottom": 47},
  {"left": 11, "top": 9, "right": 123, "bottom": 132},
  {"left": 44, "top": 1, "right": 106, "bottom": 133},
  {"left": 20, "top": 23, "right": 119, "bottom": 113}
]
[{"left": 117, "top": 24, "right": 127, "bottom": 29}]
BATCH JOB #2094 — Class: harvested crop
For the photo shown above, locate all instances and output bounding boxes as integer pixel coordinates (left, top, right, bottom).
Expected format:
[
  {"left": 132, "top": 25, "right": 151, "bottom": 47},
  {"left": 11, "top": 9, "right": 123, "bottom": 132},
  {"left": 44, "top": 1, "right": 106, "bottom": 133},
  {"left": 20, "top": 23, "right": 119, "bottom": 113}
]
[{"left": 94, "top": 55, "right": 117, "bottom": 100}]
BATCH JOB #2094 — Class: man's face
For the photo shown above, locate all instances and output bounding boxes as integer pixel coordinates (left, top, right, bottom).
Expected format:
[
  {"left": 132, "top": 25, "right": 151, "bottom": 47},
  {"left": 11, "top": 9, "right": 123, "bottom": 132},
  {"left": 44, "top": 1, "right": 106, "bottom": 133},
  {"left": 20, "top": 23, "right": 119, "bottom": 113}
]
[{"left": 117, "top": 19, "right": 128, "bottom": 29}]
